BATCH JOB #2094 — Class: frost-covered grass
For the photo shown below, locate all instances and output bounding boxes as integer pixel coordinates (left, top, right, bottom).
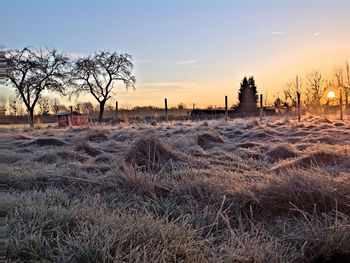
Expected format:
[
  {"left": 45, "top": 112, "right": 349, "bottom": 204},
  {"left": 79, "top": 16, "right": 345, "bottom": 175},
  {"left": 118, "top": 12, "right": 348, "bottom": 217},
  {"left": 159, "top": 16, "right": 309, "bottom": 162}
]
[{"left": 3, "top": 115, "right": 350, "bottom": 262}]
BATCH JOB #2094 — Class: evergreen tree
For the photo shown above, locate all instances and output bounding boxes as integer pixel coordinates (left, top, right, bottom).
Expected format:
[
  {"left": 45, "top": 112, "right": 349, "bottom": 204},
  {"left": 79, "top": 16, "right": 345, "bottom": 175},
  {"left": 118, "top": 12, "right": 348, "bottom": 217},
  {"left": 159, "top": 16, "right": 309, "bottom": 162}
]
[{"left": 237, "top": 76, "right": 258, "bottom": 112}]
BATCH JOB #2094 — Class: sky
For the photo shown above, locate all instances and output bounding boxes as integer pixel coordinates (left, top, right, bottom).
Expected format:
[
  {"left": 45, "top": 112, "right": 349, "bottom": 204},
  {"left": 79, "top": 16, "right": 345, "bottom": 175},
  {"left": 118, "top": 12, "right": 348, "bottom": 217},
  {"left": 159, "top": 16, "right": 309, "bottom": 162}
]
[{"left": 0, "top": 0, "right": 349, "bottom": 108}]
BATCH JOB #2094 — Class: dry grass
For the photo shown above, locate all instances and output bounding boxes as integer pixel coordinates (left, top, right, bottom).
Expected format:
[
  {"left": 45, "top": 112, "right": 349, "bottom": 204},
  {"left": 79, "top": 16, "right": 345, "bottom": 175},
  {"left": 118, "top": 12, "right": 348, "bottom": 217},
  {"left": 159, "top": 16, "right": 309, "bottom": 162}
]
[
  {"left": 74, "top": 142, "right": 103, "bottom": 157},
  {"left": 125, "top": 133, "right": 186, "bottom": 172},
  {"left": 3, "top": 115, "right": 350, "bottom": 262}
]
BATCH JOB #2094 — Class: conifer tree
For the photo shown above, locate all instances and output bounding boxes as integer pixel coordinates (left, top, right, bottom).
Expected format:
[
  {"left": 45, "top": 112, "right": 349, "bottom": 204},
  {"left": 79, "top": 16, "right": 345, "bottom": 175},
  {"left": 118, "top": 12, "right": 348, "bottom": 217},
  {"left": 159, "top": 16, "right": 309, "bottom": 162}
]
[{"left": 237, "top": 76, "right": 258, "bottom": 111}]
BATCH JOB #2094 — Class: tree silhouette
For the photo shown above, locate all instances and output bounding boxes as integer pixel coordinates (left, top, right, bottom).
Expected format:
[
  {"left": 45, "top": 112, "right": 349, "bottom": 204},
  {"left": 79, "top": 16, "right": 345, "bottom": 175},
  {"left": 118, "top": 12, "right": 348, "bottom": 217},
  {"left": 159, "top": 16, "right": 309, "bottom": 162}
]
[
  {"left": 306, "top": 70, "right": 331, "bottom": 109},
  {"left": 6, "top": 47, "right": 70, "bottom": 127},
  {"left": 237, "top": 76, "right": 258, "bottom": 112},
  {"left": 70, "top": 51, "right": 136, "bottom": 122}
]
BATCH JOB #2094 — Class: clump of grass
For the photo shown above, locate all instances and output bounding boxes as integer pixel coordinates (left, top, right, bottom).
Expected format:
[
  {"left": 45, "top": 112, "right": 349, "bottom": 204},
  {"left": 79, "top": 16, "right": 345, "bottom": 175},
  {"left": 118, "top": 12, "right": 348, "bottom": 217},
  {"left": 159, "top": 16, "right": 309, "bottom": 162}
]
[
  {"left": 85, "top": 129, "right": 108, "bottom": 142},
  {"left": 273, "top": 151, "right": 350, "bottom": 173},
  {"left": 0, "top": 152, "right": 23, "bottom": 164},
  {"left": 288, "top": 211, "right": 350, "bottom": 262},
  {"left": 33, "top": 152, "right": 59, "bottom": 164},
  {"left": 125, "top": 134, "right": 186, "bottom": 172},
  {"left": 197, "top": 132, "right": 224, "bottom": 149},
  {"left": 245, "top": 119, "right": 259, "bottom": 128},
  {"left": 56, "top": 149, "right": 89, "bottom": 162},
  {"left": 75, "top": 142, "right": 102, "bottom": 157},
  {"left": 7, "top": 190, "right": 211, "bottom": 263},
  {"left": 265, "top": 144, "right": 298, "bottom": 162},
  {"left": 13, "top": 134, "right": 31, "bottom": 140},
  {"left": 250, "top": 169, "right": 350, "bottom": 218},
  {"left": 222, "top": 225, "right": 297, "bottom": 263},
  {"left": 30, "top": 138, "right": 66, "bottom": 147}
]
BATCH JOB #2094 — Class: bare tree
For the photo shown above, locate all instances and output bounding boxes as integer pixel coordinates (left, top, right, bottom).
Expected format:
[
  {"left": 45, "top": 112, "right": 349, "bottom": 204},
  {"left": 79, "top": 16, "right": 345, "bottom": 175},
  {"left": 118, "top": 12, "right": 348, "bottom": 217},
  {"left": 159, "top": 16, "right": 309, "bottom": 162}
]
[
  {"left": 71, "top": 51, "right": 136, "bottom": 122},
  {"left": 120, "top": 103, "right": 134, "bottom": 111},
  {"left": 345, "top": 61, "right": 350, "bottom": 110},
  {"left": 284, "top": 75, "right": 302, "bottom": 107},
  {"left": 38, "top": 96, "right": 50, "bottom": 115},
  {"left": 51, "top": 98, "right": 60, "bottom": 114},
  {"left": 335, "top": 64, "right": 350, "bottom": 111},
  {"left": 50, "top": 98, "right": 69, "bottom": 114},
  {"left": 76, "top": 102, "right": 94, "bottom": 113},
  {"left": 306, "top": 70, "right": 331, "bottom": 108},
  {"left": 5, "top": 47, "right": 70, "bottom": 127}
]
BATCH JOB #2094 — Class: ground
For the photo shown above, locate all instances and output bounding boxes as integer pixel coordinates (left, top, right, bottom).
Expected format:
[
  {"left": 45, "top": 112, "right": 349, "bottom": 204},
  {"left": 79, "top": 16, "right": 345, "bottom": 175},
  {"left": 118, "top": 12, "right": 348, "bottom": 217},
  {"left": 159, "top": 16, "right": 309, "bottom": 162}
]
[{"left": 1, "top": 115, "right": 350, "bottom": 262}]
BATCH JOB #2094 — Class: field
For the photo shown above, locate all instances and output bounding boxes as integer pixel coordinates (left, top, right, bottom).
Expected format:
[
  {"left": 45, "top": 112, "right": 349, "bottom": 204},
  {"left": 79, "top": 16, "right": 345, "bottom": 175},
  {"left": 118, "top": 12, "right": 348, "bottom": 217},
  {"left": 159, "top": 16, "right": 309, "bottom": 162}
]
[{"left": 2, "top": 115, "right": 350, "bottom": 262}]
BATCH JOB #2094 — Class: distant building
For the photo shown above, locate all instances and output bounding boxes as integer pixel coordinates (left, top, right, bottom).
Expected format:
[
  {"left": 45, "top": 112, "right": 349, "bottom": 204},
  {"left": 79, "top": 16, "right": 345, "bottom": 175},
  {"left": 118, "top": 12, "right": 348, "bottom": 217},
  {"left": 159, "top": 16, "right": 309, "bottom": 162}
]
[
  {"left": 0, "top": 105, "right": 5, "bottom": 117},
  {"left": 56, "top": 111, "right": 89, "bottom": 127}
]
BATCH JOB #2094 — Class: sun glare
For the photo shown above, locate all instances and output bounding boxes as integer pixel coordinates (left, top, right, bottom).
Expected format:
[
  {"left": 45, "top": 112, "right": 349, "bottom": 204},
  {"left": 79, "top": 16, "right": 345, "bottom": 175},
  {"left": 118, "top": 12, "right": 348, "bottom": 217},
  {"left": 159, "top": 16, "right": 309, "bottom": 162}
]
[{"left": 327, "top": 91, "right": 335, "bottom": 99}]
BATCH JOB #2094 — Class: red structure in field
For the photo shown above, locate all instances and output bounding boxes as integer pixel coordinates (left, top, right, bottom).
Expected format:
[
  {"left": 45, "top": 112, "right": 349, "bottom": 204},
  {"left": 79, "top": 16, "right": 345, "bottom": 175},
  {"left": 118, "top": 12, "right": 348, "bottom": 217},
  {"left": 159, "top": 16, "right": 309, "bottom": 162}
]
[{"left": 56, "top": 111, "right": 89, "bottom": 127}]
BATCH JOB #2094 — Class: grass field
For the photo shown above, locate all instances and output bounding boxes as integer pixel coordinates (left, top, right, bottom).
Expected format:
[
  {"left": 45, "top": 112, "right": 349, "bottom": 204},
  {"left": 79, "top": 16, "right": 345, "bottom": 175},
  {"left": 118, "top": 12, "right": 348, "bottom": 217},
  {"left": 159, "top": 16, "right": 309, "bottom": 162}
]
[{"left": 2, "top": 115, "right": 350, "bottom": 262}]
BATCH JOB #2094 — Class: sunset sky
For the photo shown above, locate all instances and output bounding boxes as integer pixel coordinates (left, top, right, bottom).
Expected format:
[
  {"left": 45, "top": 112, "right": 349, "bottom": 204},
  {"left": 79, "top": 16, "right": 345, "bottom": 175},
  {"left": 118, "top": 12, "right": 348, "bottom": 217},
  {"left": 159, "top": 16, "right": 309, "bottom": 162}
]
[{"left": 1, "top": 0, "right": 349, "bottom": 108}]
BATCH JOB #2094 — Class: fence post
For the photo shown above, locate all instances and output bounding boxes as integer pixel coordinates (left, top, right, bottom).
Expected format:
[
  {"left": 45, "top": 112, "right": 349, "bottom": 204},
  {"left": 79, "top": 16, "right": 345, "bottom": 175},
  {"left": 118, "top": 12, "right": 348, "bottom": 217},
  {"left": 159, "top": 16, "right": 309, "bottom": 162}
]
[
  {"left": 115, "top": 101, "right": 118, "bottom": 122},
  {"left": 297, "top": 92, "right": 301, "bottom": 122},
  {"left": 340, "top": 89, "right": 343, "bottom": 121},
  {"left": 259, "top": 94, "right": 263, "bottom": 121},
  {"left": 164, "top": 98, "right": 168, "bottom": 122},
  {"left": 225, "top": 96, "right": 228, "bottom": 122},
  {"left": 69, "top": 106, "right": 73, "bottom": 126}
]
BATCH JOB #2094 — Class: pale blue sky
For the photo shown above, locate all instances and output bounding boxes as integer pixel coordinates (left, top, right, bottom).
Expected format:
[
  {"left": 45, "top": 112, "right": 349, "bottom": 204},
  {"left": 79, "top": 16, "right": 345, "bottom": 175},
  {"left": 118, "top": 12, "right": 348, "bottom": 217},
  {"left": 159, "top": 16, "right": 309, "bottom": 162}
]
[{"left": 1, "top": 0, "right": 349, "bottom": 107}]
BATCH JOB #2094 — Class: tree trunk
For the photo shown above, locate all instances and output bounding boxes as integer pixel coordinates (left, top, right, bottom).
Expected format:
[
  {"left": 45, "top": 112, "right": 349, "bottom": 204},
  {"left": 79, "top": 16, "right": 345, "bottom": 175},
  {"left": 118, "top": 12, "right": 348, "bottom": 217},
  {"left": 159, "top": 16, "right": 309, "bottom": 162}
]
[
  {"left": 346, "top": 89, "right": 349, "bottom": 112},
  {"left": 29, "top": 108, "right": 34, "bottom": 128},
  {"left": 98, "top": 101, "right": 106, "bottom": 122}
]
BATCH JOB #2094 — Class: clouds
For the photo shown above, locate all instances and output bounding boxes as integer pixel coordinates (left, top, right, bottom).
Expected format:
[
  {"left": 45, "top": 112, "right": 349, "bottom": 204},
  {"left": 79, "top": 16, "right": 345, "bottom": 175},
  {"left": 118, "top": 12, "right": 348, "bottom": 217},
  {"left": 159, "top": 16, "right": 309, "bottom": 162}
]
[
  {"left": 111, "top": 81, "right": 201, "bottom": 106},
  {"left": 261, "top": 30, "right": 321, "bottom": 37},
  {"left": 175, "top": 59, "right": 198, "bottom": 65},
  {"left": 137, "top": 81, "right": 199, "bottom": 92},
  {"left": 136, "top": 58, "right": 198, "bottom": 65},
  {"left": 272, "top": 31, "right": 286, "bottom": 36}
]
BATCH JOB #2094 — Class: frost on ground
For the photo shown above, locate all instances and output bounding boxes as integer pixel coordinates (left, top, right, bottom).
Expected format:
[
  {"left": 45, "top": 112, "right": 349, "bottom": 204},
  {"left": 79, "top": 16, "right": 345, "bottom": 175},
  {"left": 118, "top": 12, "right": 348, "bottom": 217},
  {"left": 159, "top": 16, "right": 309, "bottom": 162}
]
[{"left": 2, "top": 115, "right": 350, "bottom": 262}]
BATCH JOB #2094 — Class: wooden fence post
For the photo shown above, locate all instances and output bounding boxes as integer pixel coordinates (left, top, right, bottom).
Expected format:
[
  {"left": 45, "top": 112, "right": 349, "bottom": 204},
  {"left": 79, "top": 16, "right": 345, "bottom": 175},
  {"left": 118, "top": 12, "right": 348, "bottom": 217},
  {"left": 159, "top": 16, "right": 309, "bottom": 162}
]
[
  {"left": 297, "top": 92, "right": 301, "bottom": 122},
  {"left": 115, "top": 101, "right": 118, "bottom": 122},
  {"left": 340, "top": 89, "right": 343, "bottom": 121},
  {"left": 259, "top": 94, "right": 263, "bottom": 121},
  {"left": 69, "top": 106, "right": 73, "bottom": 126},
  {"left": 164, "top": 98, "right": 168, "bottom": 122},
  {"left": 225, "top": 96, "right": 228, "bottom": 122}
]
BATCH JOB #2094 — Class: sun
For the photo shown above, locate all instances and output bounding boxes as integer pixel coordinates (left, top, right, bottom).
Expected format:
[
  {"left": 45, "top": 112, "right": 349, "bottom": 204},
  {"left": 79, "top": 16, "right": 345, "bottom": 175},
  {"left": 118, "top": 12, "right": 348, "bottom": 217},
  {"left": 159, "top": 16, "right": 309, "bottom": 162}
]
[{"left": 327, "top": 91, "right": 335, "bottom": 99}]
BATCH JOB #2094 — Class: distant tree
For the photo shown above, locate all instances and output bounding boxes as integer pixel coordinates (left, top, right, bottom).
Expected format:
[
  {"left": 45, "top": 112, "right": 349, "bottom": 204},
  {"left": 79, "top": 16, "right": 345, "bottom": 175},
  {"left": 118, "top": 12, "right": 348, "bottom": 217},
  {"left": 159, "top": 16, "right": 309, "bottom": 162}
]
[
  {"left": 306, "top": 70, "right": 331, "bottom": 108},
  {"left": 70, "top": 51, "right": 136, "bottom": 122},
  {"left": 274, "top": 97, "right": 284, "bottom": 108},
  {"left": 17, "top": 102, "right": 25, "bottom": 116},
  {"left": 237, "top": 76, "right": 258, "bottom": 111},
  {"left": 51, "top": 98, "right": 68, "bottom": 114},
  {"left": 74, "top": 102, "right": 81, "bottom": 112},
  {"left": 121, "top": 103, "right": 134, "bottom": 111},
  {"left": 284, "top": 75, "right": 302, "bottom": 107},
  {"left": 106, "top": 103, "right": 115, "bottom": 112},
  {"left": 8, "top": 96, "right": 17, "bottom": 116},
  {"left": 51, "top": 98, "right": 60, "bottom": 114},
  {"left": 207, "top": 105, "right": 214, "bottom": 110},
  {"left": 335, "top": 62, "right": 350, "bottom": 111},
  {"left": 38, "top": 96, "right": 50, "bottom": 115},
  {"left": 82, "top": 102, "right": 94, "bottom": 113},
  {"left": 74, "top": 101, "right": 93, "bottom": 113},
  {"left": 5, "top": 47, "right": 70, "bottom": 127},
  {"left": 177, "top": 102, "right": 185, "bottom": 109}
]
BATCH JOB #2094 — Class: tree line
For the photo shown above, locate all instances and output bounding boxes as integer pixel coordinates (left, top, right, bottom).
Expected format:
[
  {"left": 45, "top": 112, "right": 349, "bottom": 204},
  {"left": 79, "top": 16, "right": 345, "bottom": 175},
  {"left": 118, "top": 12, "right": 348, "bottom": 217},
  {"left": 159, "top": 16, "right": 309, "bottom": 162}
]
[
  {"left": 4, "top": 47, "right": 349, "bottom": 126},
  {"left": 5, "top": 47, "right": 136, "bottom": 127},
  {"left": 278, "top": 63, "right": 350, "bottom": 111}
]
